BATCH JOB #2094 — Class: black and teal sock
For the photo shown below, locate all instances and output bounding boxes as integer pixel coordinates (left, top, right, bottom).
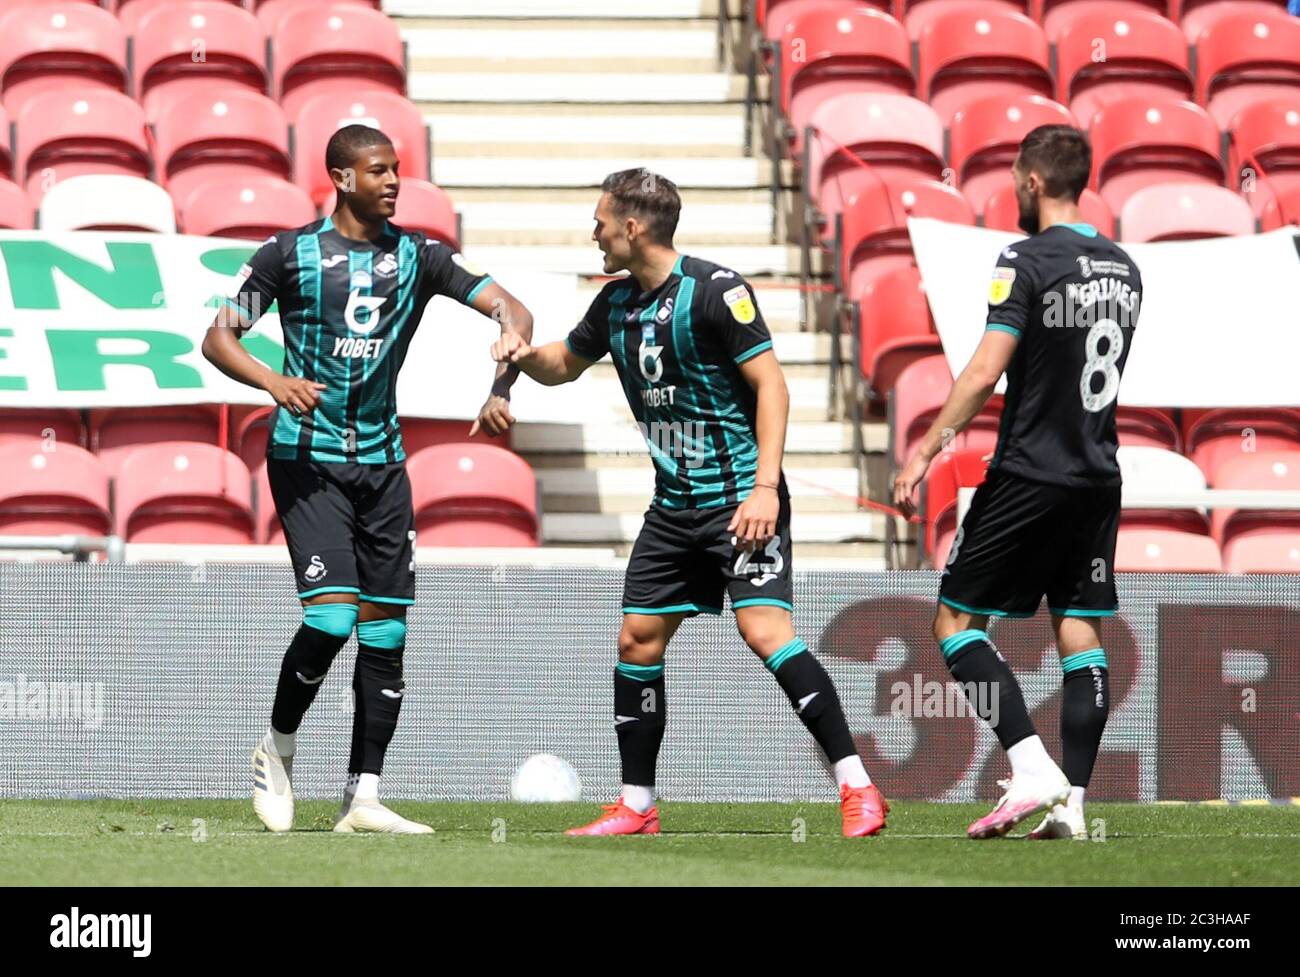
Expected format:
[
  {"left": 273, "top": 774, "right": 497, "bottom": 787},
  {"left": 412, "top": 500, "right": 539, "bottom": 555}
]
[
  {"left": 767, "top": 638, "right": 856, "bottom": 763},
  {"left": 939, "top": 629, "right": 1036, "bottom": 750},
  {"left": 347, "top": 618, "right": 407, "bottom": 776},
  {"left": 613, "top": 661, "right": 666, "bottom": 787},
  {"left": 1060, "top": 647, "right": 1110, "bottom": 788},
  {"left": 271, "top": 602, "right": 356, "bottom": 735}
]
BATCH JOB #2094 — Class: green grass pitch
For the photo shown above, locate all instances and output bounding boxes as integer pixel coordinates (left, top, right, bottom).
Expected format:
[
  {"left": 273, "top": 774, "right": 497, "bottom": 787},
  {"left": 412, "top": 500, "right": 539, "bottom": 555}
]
[{"left": 2, "top": 800, "right": 1297, "bottom": 886}]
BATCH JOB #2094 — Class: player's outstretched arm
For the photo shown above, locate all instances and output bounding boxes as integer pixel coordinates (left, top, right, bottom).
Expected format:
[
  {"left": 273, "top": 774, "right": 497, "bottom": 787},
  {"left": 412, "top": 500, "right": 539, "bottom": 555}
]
[
  {"left": 467, "top": 282, "right": 534, "bottom": 436},
  {"left": 201, "top": 306, "right": 325, "bottom": 417},
  {"left": 490, "top": 332, "right": 593, "bottom": 387},
  {"left": 892, "top": 330, "right": 1017, "bottom": 518},
  {"left": 729, "top": 349, "right": 790, "bottom": 551}
]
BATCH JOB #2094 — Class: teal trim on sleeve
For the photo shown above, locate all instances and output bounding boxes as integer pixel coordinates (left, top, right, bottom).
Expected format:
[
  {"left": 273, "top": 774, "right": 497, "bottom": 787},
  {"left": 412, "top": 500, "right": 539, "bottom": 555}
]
[
  {"left": 303, "top": 602, "right": 358, "bottom": 638},
  {"left": 359, "top": 594, "right": 416, "bottom": 606},
  {"left": 734, "top": 339, "right": 773, "bottom": 364},
  {"left": 938, "top": 628, "right": 991, "bottom": 661},
  {"left": 356, "top": 618, "right": 407, "bottom": 650},
  {"left": 986, "top": 323, "right": 1022, "bottom": 338},
  {"left": 465, "top": 275, "right": 493, "bottom": 304},
  {"left": 1049, "top": 606, "right": 1118, "bottom": 618},
  {"left": 1061, "top": 648, "right": 1109, "bottom": 673},
  {"left": 764, "top": 637, "right": 808, "bottom": 673},
  {"left": 622, "top": 603, "right": 721, "bottom": 616},
  {"left": 1060, "top": 222, "right": 1098, "bottom": 237},
  {"left": 732, "top": 598, "right": 793, "bottom": 612},
  {"left": 938, "top": 596, "right": 1036, "bottom": 618},
  {"left": 298, "top": 586, "right": 361, "bottom": 599},
  {"left": 615, "top": 661, "right": 664, "bottom": 682}
]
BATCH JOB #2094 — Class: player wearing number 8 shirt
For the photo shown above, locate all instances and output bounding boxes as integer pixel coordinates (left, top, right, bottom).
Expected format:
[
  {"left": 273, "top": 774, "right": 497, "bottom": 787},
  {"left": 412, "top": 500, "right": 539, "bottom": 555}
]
[
  {"left": 494, "top": 169, "right": 887, "bottom": 838},
  {"left": 894, "top": 125, "right": 1142, "bottom": 842}
]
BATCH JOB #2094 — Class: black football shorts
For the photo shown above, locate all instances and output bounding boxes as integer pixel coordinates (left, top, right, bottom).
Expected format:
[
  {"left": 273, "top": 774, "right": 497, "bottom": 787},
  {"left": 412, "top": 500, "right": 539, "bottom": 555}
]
[
  {"left": 267, "top": 458, "right": 416, "bottom": 605},
  {"left": 622, "top": 494, "right": 794, "bottom": 616},
  {"left": 939, "top": 470, "right": 1120, "bottom": 619}
]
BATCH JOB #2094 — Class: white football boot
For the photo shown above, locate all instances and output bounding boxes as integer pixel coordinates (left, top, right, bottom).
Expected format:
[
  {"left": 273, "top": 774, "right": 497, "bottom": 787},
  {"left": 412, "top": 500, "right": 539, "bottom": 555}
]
[
  {"left": 968, "top": 770, "right": 1071, "bottom": 839},
  {"left": 251, "top": 736, "right": 294, "bottom": 833},
  {"left": 333, "top": 796, "right": 433, "bottom": 834},
  {"left": 1027, "top": 803, "right": 1089, "bottom": 840}
]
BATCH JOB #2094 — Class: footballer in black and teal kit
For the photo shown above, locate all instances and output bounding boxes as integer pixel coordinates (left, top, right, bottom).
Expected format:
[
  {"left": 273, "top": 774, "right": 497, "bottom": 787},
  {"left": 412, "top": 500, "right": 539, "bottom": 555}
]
[
  {"left": 894, "top": 125, "right": 1140, "bottom": 841},
  {"left": 565, "top": 253, "right": 797, "bottom": 615},
  {"left": 499, "top": 169, "right": 887, "bottom": 839},
  {"left": 204, "top": 124, "right": 532, "bottom": 835}
]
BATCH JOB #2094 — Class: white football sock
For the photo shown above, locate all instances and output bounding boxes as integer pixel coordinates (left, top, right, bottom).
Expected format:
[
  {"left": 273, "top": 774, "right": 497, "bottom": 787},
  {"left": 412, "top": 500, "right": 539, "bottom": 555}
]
[
  {"left": 1068, "top": 786, "right": 1086, "bottom": 812},
  {"left": 620, "top": 784, "right": 654, "bottom": 814},
  {"left": 833, "top": 755, "right": 871, "bottom": 788},
  {"left": 1007, "top": 736, "right": 1059, "bottom": 779},
  {"left": 355, "top": 773, "right": 380, "bottom": 801},
  {"left": 269, "top": 728, "right": 295, "bottom": 758}
]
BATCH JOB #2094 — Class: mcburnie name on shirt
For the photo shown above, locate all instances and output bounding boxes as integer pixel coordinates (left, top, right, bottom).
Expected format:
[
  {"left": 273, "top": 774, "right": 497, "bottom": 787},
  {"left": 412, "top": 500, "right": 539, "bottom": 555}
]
[{"left": 49, "top": 907, "right": 151, "bottom": 958}]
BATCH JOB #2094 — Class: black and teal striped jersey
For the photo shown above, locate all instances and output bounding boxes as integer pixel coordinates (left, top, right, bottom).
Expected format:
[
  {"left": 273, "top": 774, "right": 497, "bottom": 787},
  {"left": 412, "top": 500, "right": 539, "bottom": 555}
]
[
  {"left": 226, "top": 215, "right": 492, "bottom": 464},
  {"left": 565, "top": 254, "right": 776, "bottom": 509}
]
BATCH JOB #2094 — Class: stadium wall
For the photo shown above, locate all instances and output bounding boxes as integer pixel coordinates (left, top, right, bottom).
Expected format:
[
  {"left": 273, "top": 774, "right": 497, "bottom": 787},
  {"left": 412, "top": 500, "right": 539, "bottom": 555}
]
[{"left": 0, "top": 564, "right": 1296, "bottom": 803}]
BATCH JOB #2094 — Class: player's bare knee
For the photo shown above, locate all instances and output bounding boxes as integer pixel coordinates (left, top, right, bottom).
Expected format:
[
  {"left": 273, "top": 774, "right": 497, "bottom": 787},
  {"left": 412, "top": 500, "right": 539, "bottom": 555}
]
[
  {"left": 933, "top": 605, "right": 987, "bottom": 645},
  {"left": 736, "top": 618, "right": 793, "bottom": 658},
  {"left": 618, "top": 621, "right": 665, "bottom": 666}
]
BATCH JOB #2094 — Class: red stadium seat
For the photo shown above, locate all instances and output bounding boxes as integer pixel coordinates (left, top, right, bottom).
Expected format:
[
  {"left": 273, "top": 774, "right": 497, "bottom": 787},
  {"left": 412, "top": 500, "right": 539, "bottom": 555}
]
[
  {"left": 252, "top": 460, "right": 281, "bottom": 545},
  {"left": 779, "top": 6, "right": 914, "bottom": 157},
  {"left": 392, "top": 179, "right": 459, "bottom": 248},
  {"left": 949, "top": 94, "right": 1077, "bottom": 214},
  {"left": 982, "top": 175, "right": 1115, "bottom": 236},
  {"left": 1088, "top": 96, "right": 1224, "bottom": 213},
  {"left": 855, "top": 263, "right": 942, "bottom": 403},
  {"left": 1115, "top": 528, "right": 1222, "bottom": 571},
  {"left": 890, "top": 354, "right": 1002, "bottom": 468},
  {"left": 1192, "top": 9, "right": 1300, "bottom": 128},
  {"left": 1116, "top": 406, "right": 1181, "bottom": 452},
  {"left": 0, "top": 442, "right": 111, "bottom": 537},
  {"left": 764, "top": 0, "right": 870, "bottom": 42},
  {"left": 177, "top": 174, "right": 317, "bottom": 239},
  {"left": 0, "top": 408, "right": 84, "bottom": 450},
  {"left": 904, "top": 0, "right": 1028, "bottom": 42},
  {"left": 0, "top": 180, "right": 34, "bottom": 229},
  {"left": 1186, "top": 409, "right": 1300, "bottom": 484},
  {"left": 406, "top": 444, "right": 539, "bottom": 547},
  {"left": 1222, "top": 528, "right": 1300, "bottom": 573},
  {"left": 923, "top": 447, "right": 989, "bottom": 564},
  {"left": 1038, "top": 0, "right": 1172, "bottom": 41},
  {"left": 256, "top": 0, "right": 383, "bottom": 34},
  {"left": 838, "top": 177, "right": 974, "bottom": 297},
  {"left": 396, "top": 416, "right": 508, "bottom": 457},
  {"left": 1055, "top": 6, "right": 1192, "bottom": 128},
  {"left": 152, "top": 89, "right": 291, "bottom": 209},
  {"left": 133, "top": 2, "right": 269, "bottom": 123},
  {"left": 807, "top": 92, "right": 946, "bottom": 239},
  {"left": 0, "top": 3, "right": 127, "bottom": 117},
  {"left": 273, "top": 4, "right": 405, "bottom": 120},
  {"left": 1176, "top": 0, "right": 1289, "bottom": 43},
  {"left": 233, "top": 405, "right": 274, "bottom": 472},
  {"left": 763, "top": 0, "right": 892, "bottom": 32},
  {"left": 1118, "top": 183, "right": 1255, "bottom": 241},
  {"left": 1259, "top": 182, "right": 1300, "bottom": 230},
  {"left": 16, "top": 89, "right": 151, "bottom": 204},
  {"left": 113, "top": 0, "right": 246, "bottom": 31},
  {"left": 917, "top": 6, "right": 1052, "bottom": 124},
  {"left": 1227, "top": 96, "right": 1300, "bottom": 215},
  {"left": 90, "top": 405, "right": 222, "bottom": 476},
  {"left": 292, "top": 92, "right": 430, "bottom": 209},
  {"left": 115, "top": 441, "right": 254, "bottom": 544},
  {"left": 1211, "top": 450, "right": 1300, "bottom": 543}
]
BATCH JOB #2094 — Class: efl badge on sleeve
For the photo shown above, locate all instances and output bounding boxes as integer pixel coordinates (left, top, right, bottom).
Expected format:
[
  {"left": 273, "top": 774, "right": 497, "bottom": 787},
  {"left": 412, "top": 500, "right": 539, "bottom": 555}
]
[
  {"left": 722, "top": 284, "right": 756, "bottom": 324},
  {"left": 988, "top": 267, "right": 1016, "bottom": 306}
]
